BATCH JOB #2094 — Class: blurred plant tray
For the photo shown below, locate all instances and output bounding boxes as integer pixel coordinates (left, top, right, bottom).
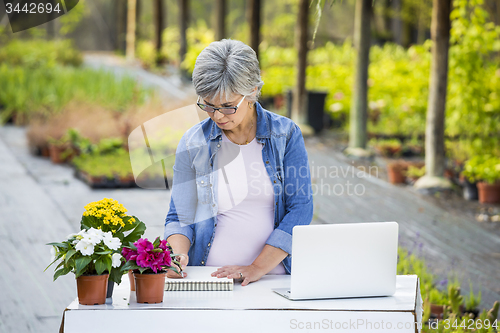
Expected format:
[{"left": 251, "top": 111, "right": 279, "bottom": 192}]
[{"left": 74, "top": 169, "right": 137, "bottom": 189}]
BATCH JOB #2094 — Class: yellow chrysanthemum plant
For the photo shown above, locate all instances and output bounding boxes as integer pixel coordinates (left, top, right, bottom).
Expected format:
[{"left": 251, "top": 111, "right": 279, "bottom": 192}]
[{"left": 80, "top": 198, "right": 146, "bottom": 284}]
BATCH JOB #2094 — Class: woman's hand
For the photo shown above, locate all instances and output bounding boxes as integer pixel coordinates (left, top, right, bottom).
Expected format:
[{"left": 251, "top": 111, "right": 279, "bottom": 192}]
[
  {"left": 167, "top": 253, "right": 189, "bottom": 278},
  {"left": 211, "top": 264, "right": 266, "bottom": 286}
]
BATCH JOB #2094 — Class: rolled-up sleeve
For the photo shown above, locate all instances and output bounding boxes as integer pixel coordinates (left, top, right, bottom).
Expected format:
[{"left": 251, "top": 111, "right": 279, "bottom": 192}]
[{"left": 265, "top": 124, "right": 313, "bottom": 255}]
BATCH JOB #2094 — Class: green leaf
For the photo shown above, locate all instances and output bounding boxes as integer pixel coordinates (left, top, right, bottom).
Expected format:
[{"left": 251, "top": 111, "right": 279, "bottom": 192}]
[
  {"left": 95, "top": 257, "right": 107, "bottom": 275},
  {"left": 126, "top": 242, "right": 138, "bottom": 251},
  {"left": 152, "top": 236, "right": 160, "bottom": 248},
  {"left": 94, "top": 251, "right": 112, "bottom": 255},
  {"left": 120, "top": 260, "right": 140, "bottom": 272},
  {"left": 120, "top": 215, "right": 140, "bottom": 231},
  {"left": 65, "top": 249, "right": 76, "bottom": 264},
  {"left": 46, "top": 242, "right": 68, "bottom": 249},
  {"left": 80, "top": 215, "right": 94, "bottom": 230},
  {"left": 54, "top": 266, "right": 72, "bottom": 281},
  {"left": 104, "top": 255, "right": 112, "bottom": 276},
  {"left": 122, "top": 222, "right": 146, "bottom": 245},
  {"left": 75, "top": 256, "right": 92, "bottom": 275},
  {"left": 44, "top": 257, "right": 61, "bottom": 272},
  {"left": 168, "top": 266, "right": 180, "bottom": 275},
  {"left": 109, "top": 267, "right": 124, "bottom": 285}
]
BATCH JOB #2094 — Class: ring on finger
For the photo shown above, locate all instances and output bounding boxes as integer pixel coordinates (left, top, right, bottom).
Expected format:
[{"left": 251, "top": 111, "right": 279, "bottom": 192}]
[{"left": 239, "top": 272, "right": 243, "bottom": 279}]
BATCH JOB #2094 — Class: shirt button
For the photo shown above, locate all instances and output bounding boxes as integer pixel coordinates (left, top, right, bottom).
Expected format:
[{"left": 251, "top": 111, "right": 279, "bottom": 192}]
[
  {"left": 217, "top": 144, "right": 221, "bottom": 148},
  {"left": 201, "top": 180, "right": 204, "bottom": 184},
  {"left": 275, "top": 202, "right": 278, "bottom": 205},
  {"left": 208, "top": 242, "right": 211, "bottom": 247},
  {"left": 266, "top": 161, "right": 269, "bottom": 164},
  {"left": 201, "top": 261, "right": 205, "bottom": 265},
  {"left": 273, "top": 180, "right": 276, "bottom": 183},
  {"left": 209, "top": 184, "right": 212, "bottom": 187},
  {"left": 212, "top": 204, "right": 216, "bottom": 207}
]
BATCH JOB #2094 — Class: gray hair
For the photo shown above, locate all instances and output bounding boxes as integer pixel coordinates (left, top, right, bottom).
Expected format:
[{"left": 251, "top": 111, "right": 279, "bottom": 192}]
[{"left": 192, "top": 39, "right": 264, "bottom": 104}]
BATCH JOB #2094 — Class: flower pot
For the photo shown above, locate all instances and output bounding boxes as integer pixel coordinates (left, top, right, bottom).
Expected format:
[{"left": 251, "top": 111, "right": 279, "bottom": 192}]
[
  {"left": 128, "top": 270, "right": 135, "bottom": 291},
  {"left": 134, "top": 271, "right": 166, "bottom": 304},
  {"left": 429, "top": 303, "right": 445, "bottom": 319},
  {"left": 461, "top": 178, "right": 478, "bottom": 201},
  {"left": 49, "top": 144, "right": 73, "bottom": 164},
  {"left": 106, "top": 279, "right": 114, "bottom": 298},
  {"left": 477, "top": 181, "right": 500, "bottom": 204},
  {"left": 387, "top": 161, "right": 408, "bottom": 184},
  {"left": 40, "top": 145, "right": 50, "bottom": 157},
  {"left": 76, "top": 274, "right": 109, "bottom": 305}
]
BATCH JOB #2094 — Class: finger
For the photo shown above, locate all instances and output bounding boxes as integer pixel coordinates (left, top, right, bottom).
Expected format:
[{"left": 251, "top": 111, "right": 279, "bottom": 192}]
[
  {"left": 216, "top": 270, "right": 230, "bottom": 278},
  {"left": 211, "top": 269, "right": 223, "bottom": 277},
  {"left": 167, "top": 270, "right": 184, "bottom": 279},
  {"left": 227, "top": 272, "right": 243, "bottom": 280},
  {"left": 241, "top": 277, "right": 251, "bottom": 286}
]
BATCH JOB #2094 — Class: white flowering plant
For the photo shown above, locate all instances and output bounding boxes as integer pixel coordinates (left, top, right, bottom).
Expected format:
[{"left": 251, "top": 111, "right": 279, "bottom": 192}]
[{"left": 45, "top": 228, "right": 126, "bottom": 284}]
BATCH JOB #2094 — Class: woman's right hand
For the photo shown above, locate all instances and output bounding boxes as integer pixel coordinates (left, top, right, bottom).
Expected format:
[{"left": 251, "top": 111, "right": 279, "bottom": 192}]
[{"left": 167, "top": 253, "right": 189, "bottom": 278}]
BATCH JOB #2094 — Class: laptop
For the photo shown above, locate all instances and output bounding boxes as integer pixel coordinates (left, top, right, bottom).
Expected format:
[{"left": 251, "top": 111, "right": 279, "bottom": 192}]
[{"left": 273, "top": 221, "right": 398, "bottom": 300}]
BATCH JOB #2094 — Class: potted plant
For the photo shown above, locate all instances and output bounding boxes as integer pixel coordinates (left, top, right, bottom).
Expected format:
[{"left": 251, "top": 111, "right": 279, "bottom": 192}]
[
  {"left": 462, "top": 155, "right": 500, "bottom": 204},
  {"left": 80, "top": 198, "right": 146, "bottom": 296},
  {"left": 45, "top": 228, "right": 124, "bottom": 305},
  {"left": 404, "top": 164, "right": 426, "bottom": 184},
  {"left": 387, "top": 160, "right": 408, "bottom": 184},
  {"left": 464, "top": 283, "right": 481, "bottom": 318},
  {"left": 121, "top": 237, "right": 181, "bottom": 304},
  {"left": 371, "top": 138, "right": 403, "bottom": 158}
]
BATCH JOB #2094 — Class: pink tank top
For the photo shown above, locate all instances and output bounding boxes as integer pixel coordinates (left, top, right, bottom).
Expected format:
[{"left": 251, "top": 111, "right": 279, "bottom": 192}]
[{"left": 205, "top": 131, "right": 286, "bottom": 274}]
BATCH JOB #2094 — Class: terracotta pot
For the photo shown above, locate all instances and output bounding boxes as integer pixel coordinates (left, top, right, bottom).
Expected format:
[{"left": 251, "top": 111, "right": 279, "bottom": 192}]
[
  {"left": 76, "top": 274, "right": 109, "bottom": 305},
  {"left": 48, "top": 144, "right": 73, "bottom": 164},
  {"left": 134, "top": 271, "right": 166, "bottom": 304},
  {"left": 429, "top": 303, "right": 465, "bottom": 319},
  {"left": 477, "top": 181, "right": 500, "bottom": 204},
  {"left": 387, "top": 161, "right": 408, "bottom": 184},
  {"left": 40, "top": 145, "right": 50, "bottom": 157},
  {"left": 128, "top": 270, "right": 136, "bottom": 291},
  {"left": 429, "top": 303, "right": 445, "bottom": 319}
]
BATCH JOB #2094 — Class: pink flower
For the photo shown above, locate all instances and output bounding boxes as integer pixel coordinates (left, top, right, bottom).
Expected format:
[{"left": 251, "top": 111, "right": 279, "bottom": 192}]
[
  {"left": 122, "top": 247, "right": 138, "bottom": 261},
  {"left": 124, "top": 237, "right": 174, "bottom": 273},
  {"left": 159, "top": 239, "right": 168, "bottom": 251},
  {"left": 134, "top": 238, "right": 154, "bottom": 253}
]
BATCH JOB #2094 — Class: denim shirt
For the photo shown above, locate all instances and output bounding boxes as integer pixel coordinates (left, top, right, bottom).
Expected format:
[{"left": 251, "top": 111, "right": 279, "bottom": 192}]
[{"left": 164, "top": 102, "right": 313, "bottom": 274}]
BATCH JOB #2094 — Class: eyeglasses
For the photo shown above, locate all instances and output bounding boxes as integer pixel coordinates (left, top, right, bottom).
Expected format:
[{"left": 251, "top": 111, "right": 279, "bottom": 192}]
[{"left": 197, "top": 95, "right": 246, "bottom": 115}]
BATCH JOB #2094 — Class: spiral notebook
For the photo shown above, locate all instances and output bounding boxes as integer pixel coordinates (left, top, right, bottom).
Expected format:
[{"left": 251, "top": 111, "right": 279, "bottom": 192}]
[{"left": 164, "top": 266, "right": 234, "bottom": 291}]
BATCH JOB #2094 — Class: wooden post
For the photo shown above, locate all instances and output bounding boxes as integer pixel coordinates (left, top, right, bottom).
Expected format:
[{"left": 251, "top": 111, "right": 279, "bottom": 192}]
[
  {"left": 126, "top": 0, "right": 137, "bottom": 62},
  {"left": 424, "top": 0, "right": 452, "bottom": 178},
  {"left": 248, "top": 0, "right": 261, "bottom": 60},
  {"left": 216, "top": 0, "right": 226, "bottom": 41},
  {"left": 291, "top": 0, "right": 309, "bottom": 125},
  {"left": 349, "top": 0, "right": 371, "bottom": 150},
  {"left": 154, "top": 0, "right": 165, "bottom": 65},
  {"left": 116, "top": 0, "right": 127, "bottom": 53},
  {"left": 179, "top": 0, "right": 189, "bottom": 73}
]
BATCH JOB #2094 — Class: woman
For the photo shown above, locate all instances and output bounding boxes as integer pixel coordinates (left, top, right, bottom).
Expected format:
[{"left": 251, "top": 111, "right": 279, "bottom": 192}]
[{"left": 164, "top": 39, "right": 313, "bottom": 286}]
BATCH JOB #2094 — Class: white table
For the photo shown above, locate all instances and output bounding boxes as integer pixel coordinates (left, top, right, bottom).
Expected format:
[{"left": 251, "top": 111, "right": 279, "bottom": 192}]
[{"left": 60, "top": 269, "right": 423, "bottom": 333}]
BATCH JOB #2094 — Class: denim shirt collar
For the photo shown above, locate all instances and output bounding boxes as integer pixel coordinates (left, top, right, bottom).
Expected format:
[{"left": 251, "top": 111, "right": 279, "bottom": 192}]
[{"left": 207, "top": 102, "right": 271, "bottom": 142}]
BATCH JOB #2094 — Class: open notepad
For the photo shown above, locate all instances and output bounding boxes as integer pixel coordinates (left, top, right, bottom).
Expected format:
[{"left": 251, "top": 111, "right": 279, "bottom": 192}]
[{"left": 164, "top": 266, "right": 234, "bottom": 291}]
